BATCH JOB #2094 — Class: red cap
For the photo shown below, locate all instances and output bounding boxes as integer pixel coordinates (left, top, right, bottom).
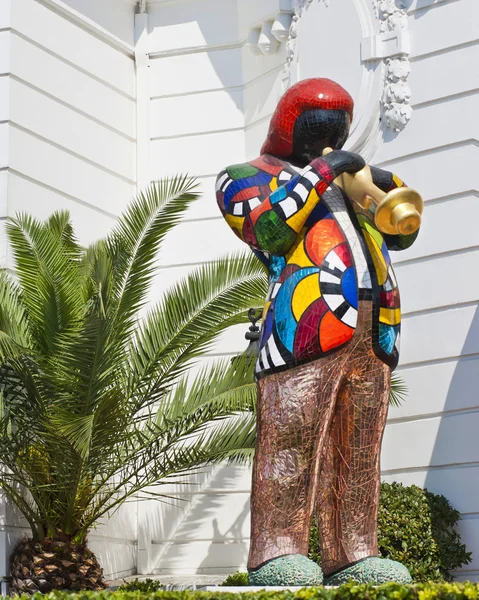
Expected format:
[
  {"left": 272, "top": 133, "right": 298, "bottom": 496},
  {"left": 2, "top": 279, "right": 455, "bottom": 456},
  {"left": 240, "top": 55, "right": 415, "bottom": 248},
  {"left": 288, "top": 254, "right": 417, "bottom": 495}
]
[{"left": 261, "top": 78, "right": 354, "bottom": 158}]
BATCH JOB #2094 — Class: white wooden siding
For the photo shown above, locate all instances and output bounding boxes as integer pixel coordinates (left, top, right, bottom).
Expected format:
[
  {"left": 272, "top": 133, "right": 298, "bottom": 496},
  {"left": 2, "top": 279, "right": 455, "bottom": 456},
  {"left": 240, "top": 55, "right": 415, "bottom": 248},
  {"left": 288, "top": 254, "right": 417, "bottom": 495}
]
[
  {"left": 0, "top": 0, "right": 137, "bottom": 580},
  {"left": 140, "top": 0, "right": 286, "bottom": 575},
  {"left": 5, "top": 0, "right": 136, "bottom": 251},
  {"left": 376, "top": 0, "right": 479, "bottom": 579}
]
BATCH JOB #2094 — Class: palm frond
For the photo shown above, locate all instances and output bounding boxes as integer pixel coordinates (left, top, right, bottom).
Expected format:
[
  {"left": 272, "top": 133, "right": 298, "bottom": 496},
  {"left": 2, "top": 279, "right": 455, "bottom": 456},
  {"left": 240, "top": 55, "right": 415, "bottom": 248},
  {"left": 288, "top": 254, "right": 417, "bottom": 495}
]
[
  {"left": 0, "top": 270, "right": 30, "bottom": 352},
  {"left": 46, "top": 210, "right": 82, "bottom": 259},
  {"left": 107, "top": 176, "right": 199, "bottom": 332},
  {"left": 6, "top": 212, "right": 84, "bottom": 359},
  {"left": 156, "top": 355, "right": 256, "bottom": 426},
  {"left": 128, "top": 253, "right": 267, "bottom": 406},
  {"left": 390, "top": 372, "right": 408, "bottom": 407},
  {"left": 78, "top": 354, "right": 257, "bottom": 525}
]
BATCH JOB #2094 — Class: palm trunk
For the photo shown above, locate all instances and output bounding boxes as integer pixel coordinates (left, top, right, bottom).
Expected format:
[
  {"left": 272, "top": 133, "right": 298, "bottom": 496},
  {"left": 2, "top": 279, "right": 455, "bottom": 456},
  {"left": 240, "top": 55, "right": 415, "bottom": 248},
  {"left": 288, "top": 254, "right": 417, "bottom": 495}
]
[{"left": 10, "top": 536, "right": 105, "bottom": 595}]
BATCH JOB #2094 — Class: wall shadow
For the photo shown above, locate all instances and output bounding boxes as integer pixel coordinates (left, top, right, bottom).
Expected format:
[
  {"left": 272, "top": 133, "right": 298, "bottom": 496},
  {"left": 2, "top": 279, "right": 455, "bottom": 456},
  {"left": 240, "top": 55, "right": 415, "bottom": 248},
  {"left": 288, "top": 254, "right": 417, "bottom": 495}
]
[
  {"left": 402, "top": 0, "right": 440, "bottom": 17},
  {"left": 425, "top": 304, "right": 479, "bottom": 475},
  {"left": 424, "top": 305, "right": 479, "bottom": 576},
  {"left": 150, "top": 464, "right": 251, "bottom": 574},
  {"left": 148, "top": 1, "right": 283, "bottom": 130},
  {"left": 197, "top": 500, "right": 250, "bottom": 573}
]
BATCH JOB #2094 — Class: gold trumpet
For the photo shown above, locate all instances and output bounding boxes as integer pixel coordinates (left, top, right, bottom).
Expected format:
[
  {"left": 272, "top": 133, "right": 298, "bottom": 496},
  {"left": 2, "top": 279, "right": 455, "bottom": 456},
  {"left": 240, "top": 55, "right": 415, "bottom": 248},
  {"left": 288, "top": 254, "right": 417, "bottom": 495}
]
[{"left": 322, "top": 148, "right": 423, "bottom": 235}]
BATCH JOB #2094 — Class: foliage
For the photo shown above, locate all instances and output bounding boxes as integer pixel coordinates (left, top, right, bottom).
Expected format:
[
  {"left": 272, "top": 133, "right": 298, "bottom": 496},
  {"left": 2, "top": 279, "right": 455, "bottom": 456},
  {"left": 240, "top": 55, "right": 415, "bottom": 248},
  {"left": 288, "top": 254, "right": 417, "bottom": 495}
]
[
  {"left": 378, "top": 482, "right": 471, "bottom": 582},
  {"left": 389, "top": 373, "right": 408, "bottom": 407},
  {"left": 0, "top": 176, "right": 268, "bottom": 546},
  {"left": 117, "top": 579, "right": 162, "bottom": 592},
  {"left": 309, "top": 482, "right": 471, "bottom": 582},
  {"left": 15, "top": 581, "right": 479, "bottom": 600},
  {"left": 220, "top": 572, "right": 249, "bottom": 586},
  {"left": 308, "top": 517, "right": 322, "bottom": 566}
]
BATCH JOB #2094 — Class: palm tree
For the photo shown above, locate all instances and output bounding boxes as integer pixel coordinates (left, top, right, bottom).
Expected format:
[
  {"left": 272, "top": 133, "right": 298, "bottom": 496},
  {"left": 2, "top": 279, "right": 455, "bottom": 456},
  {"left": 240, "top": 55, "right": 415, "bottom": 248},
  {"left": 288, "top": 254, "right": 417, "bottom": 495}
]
[{"left": 0, "top": 176, "right": 267, "bottom": 594}]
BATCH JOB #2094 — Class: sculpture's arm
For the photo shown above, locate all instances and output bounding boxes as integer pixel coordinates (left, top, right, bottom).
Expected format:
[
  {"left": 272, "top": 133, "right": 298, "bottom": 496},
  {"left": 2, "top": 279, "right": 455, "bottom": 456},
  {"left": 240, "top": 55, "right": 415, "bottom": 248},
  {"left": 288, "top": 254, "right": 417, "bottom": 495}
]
[
  {"left": 370, "top": 166, "right": 420, "bottom": 251},
  {"left": 217, "top": 151, "right": 365, "bottom": 256}
]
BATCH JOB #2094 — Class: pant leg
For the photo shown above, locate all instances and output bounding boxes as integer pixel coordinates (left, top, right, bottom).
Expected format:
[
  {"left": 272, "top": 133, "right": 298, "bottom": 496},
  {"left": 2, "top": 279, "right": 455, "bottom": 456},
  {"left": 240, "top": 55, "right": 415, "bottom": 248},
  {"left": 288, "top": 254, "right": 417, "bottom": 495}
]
[
  {"left": 315, "top": 343, "right": 391, "bottom": 575},
  {"left": 248, "top": 356, "right": 345, "bottom": 570}
]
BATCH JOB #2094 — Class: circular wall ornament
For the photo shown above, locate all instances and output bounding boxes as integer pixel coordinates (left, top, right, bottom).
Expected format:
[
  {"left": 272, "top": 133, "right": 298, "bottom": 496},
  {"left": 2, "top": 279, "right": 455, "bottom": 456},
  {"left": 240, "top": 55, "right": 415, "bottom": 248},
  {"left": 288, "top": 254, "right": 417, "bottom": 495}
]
[{"left": 281, "top": 0, "right": 412, "bottom": 162}]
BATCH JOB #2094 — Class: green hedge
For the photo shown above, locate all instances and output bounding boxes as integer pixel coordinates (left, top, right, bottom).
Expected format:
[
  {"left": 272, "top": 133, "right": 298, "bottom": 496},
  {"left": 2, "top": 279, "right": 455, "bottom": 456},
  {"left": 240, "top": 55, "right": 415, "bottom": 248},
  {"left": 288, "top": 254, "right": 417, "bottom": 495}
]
[{"left": 20, "top": 582, "right": 479, "bottom": 600}]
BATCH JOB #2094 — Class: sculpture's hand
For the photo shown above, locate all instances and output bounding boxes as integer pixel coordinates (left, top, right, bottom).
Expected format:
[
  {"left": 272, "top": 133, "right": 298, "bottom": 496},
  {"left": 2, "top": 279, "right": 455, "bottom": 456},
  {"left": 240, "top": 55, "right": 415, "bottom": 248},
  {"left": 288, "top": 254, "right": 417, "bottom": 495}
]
[
  {"left": 320, "top": 148, "right": 366, "bottom": 177},
  {"left": 322, "top": 147, "right": 375, "bottom": 210}
]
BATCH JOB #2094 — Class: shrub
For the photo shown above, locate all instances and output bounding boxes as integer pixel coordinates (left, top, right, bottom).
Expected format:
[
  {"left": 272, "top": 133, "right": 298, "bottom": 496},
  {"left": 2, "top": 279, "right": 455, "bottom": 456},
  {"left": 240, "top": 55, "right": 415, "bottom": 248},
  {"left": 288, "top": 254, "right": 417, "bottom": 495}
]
[
  {"left": 378, "top": 482, "right": 471, "bottom": 581},
  {"left": 221, "top": 572, "right": 248, "bottom": 586},
  {"left": 14, "top": 581, "right": 479, "bottom": 600},
  {"left": 117, "top": 579, "right": 162, "bottom": 592},
  {"left": 309, "top": 482, "right": 471, "bottom": 582}
]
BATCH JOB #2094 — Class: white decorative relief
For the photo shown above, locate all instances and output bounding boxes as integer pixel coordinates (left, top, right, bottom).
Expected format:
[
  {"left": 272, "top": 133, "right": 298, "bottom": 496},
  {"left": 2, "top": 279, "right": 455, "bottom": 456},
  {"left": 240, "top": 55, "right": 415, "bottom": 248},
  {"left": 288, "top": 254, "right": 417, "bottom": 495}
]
[
  {"left": 381, "top": 56, "right": 412, "bottom": 132},
  {"left": 373, "top": 0, "right": 412, "bottom": 131},
  {"left": 376, "top": 0, "right": 407, "bottom": 32},
  {"left": 282, "top": 0, "right": 412, "bottom": 133},
  {"left": 246, "top": 1, "right": 294, "bottom": 56},
  {"left": 283, "top": 0, "right": 330, "bottom": 83}
]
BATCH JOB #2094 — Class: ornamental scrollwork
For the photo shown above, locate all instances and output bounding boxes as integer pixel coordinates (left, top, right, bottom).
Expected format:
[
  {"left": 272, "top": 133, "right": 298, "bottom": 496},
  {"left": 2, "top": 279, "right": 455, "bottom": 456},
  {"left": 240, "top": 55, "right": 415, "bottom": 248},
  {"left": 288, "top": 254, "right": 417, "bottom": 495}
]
[
  {"left": 282, "top": 0, "right": 412, "bottom": 132},
  {"left": 374, "top": 0, "right": 412, "bottom": 131}
]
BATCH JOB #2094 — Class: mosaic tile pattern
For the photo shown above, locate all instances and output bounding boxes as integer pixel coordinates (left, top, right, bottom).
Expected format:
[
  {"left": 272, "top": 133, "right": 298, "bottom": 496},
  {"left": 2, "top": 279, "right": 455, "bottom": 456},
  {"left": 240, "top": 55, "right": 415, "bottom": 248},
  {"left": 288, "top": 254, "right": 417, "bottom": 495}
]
[
  {"left": 249, "top": 301, "right": 390, "bottom": 574},
  {"left": 216, "top": 154, "right": 413, "bottom": 379},
  {"left": 216, "top": 78, "right": 420, "bottom": 582}
]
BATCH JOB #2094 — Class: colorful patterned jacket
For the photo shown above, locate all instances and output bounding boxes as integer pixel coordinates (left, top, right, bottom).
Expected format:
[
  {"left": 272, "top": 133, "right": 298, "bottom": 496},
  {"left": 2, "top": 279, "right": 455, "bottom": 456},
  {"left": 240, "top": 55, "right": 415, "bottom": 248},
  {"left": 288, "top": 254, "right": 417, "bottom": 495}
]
[{"left": 216, "top": 153, "right": 418, "bottom": 379}]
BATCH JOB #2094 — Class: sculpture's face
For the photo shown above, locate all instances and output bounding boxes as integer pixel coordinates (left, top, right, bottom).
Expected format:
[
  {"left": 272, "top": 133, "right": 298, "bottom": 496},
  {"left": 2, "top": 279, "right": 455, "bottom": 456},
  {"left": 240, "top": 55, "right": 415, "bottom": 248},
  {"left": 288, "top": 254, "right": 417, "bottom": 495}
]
[{"left": 291, "top": 108, "right": 351, "bottom": 165}]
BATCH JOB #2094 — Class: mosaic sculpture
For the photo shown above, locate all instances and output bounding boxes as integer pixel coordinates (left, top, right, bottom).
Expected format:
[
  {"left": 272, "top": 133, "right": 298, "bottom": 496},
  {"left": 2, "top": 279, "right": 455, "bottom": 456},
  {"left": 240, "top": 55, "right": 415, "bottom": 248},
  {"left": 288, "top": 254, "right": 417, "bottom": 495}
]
[{"left": 216, "top": 78, "right": 423, "bottom": 586}]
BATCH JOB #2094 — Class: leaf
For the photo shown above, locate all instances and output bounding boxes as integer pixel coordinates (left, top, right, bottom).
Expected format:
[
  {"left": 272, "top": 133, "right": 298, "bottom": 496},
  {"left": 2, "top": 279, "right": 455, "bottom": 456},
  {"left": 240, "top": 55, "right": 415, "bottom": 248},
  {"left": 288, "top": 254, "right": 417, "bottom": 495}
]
[{"left": 390, "top": 372, "right": 408, "bottom": 407}]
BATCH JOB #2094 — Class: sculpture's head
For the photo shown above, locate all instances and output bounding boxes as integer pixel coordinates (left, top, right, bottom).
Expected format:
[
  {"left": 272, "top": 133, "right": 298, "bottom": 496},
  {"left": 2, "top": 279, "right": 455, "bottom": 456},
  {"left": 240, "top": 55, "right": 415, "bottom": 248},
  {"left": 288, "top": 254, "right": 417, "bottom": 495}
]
[{"left": 261, "top": 78, "right": 354, "bottom": 165}]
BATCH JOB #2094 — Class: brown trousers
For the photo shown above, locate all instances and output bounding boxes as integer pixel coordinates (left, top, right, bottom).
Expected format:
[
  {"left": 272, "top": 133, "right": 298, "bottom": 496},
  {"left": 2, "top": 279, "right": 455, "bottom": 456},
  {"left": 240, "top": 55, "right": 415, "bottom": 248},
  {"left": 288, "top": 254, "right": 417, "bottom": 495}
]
[{"left": 248, "top": 300, "right": 391, "bottom": 575}]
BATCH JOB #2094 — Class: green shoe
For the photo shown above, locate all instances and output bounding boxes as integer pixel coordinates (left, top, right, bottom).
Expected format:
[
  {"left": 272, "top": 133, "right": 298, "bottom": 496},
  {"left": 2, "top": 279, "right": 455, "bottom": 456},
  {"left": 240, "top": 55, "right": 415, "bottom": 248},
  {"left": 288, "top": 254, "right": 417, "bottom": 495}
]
[
  {"left": 324, "top": 557, "right": 412, "bottom": 585},
  {"left": 248, "top": 554, "right": 323, "bottom": 586}
]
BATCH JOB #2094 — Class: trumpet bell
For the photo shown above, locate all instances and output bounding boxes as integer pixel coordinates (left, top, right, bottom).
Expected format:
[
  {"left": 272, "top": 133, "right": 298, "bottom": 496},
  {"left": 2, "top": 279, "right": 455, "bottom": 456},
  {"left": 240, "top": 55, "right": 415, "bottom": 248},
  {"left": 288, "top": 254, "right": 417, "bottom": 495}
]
[{"left": 375, "top": 187, "right": 424, "bottom": 236}]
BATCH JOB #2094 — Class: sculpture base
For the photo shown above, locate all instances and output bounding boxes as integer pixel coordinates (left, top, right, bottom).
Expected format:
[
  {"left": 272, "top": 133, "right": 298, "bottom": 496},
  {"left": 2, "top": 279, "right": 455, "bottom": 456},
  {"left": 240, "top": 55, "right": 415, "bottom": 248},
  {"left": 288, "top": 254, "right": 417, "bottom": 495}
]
[
  {"left": 324, "top": 557, "right": 412, "bottom": 585},
  {"left": 248, "top": 554, "right": 323, "bottom": 587}
]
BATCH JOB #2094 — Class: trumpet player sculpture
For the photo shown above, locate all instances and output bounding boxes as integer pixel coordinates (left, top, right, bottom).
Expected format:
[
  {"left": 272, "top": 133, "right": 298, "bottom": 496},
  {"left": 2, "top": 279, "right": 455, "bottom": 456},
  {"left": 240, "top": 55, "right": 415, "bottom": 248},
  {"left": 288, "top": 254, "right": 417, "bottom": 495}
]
[{"left": 216, "top": 78, "right": 422, "bottom": 586}]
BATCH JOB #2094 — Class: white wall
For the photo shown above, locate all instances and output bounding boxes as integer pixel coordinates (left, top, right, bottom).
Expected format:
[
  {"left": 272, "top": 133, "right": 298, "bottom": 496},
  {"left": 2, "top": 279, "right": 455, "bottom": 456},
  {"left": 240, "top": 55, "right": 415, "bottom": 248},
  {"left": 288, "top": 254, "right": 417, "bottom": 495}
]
[
  {"left": 1, "top": 0, "right": 136, "bottom": 255},
  {"left": 138, "top": 0, "right": 285, "bottom": 575},
  {"left": 59, "top": 0, "right": 135, "bottom": 45},
  {"left": 0, "top": 0, "right": 137, "bottom": 580},
  {"left": 378, "top": 0, "right": 479, "bottom": 582}
]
